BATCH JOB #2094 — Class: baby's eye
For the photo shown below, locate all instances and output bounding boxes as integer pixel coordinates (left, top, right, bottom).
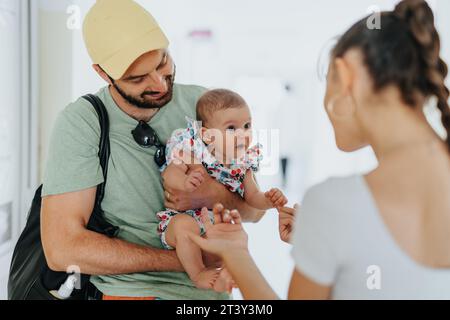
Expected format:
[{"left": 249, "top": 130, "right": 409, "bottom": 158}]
[
  {"left": 244, "top": 123, "right": 252, "bottom": 130},
  {"left": 227, "top": 126, "right": 236, "bottom": 131}
]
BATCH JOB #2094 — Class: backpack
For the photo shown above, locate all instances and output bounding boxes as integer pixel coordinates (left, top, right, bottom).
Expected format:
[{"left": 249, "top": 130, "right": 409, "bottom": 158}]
[{"left": 8, "top": 94, "right": 119, "bottom": 300}]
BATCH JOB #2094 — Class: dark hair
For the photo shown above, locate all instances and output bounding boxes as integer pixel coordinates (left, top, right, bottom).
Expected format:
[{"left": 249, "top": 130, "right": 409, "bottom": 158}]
[
  {"left": 197, "top": 89, "right": 247, "bottom": 124},
  {"left": 332, "top": 0, "right": 450, "bottom": 149}
]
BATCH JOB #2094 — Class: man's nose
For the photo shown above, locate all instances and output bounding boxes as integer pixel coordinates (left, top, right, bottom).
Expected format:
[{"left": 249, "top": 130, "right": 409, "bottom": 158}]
[{"left": 147, "top": 71, "right": 167, "bottom": 92}]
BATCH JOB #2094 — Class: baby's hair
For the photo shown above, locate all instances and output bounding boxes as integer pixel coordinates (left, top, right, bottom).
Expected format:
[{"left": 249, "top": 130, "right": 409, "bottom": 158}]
[{"left": 197, "top": 89, "right": 247, "bottom": 125}]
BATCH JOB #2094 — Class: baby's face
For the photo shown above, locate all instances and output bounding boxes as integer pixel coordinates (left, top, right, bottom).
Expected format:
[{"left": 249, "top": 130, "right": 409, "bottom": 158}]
[{"left": 202, "top": 105, "right": 253, "bottom": 162}]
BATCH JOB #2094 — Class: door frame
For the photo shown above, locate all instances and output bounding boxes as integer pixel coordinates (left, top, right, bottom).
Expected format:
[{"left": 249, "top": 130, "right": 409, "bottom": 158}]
[{"left": 0, "top": 0, "right": 38, "bottom": 262}]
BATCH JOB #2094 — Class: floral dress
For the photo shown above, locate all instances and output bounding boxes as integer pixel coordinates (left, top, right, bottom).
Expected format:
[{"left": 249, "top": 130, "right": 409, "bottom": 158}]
[{"left": 157, "top": 117, "right": 262, "bottom": 250}]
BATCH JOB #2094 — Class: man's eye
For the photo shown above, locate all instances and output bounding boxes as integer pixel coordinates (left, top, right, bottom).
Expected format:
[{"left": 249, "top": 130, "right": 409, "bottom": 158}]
[{"left": 131, "top": 78, "right": 144, "bottom": 84}]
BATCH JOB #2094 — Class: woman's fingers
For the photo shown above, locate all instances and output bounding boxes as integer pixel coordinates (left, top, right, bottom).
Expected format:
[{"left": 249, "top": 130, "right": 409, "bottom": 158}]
[
  {"left": 212, "top": 203, "right": 224, "bottom": 223},
  {"left": 222, "top": 209, "right": 232, "bottom": 223},
  {"left": 278, "top": 206, "right": 296, "bottom": 216},
  {"left": 230, "top": 209, "right": 242, "bottom": 225},
  {"left": 201, "top": 207, "right": 215, "bottom": 230},
  {"left": 210, "top": 204, "right": 241, "bottom": 225}
]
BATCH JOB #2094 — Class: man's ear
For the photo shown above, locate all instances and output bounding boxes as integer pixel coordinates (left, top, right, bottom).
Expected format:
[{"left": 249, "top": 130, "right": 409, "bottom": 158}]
[{"left": 93, "top": 64, "right": 114, "bottom": 85}]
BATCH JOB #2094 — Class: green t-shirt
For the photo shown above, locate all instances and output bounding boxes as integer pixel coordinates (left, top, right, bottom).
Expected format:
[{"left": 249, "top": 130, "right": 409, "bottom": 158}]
[{"left": 42, "top": 84, "right": 231, "bottom": 300}]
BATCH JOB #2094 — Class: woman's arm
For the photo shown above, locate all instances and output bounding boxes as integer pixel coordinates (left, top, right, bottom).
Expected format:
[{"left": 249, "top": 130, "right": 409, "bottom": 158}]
[
  {"left": 225, "top": 253, "right": 331, "bottom": 300},
  {"left": 188, "top": 206, "right": 279, "bottom": 299},
  {"left": 288, "top": 269, "right": 332, "bottom": 300},
  {"left": 224, "top": 249, "right": 279, "bottom": 300}
]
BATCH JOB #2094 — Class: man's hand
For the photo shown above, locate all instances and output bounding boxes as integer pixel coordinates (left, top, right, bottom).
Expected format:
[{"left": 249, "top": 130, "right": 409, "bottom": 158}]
[
  {"left": 164, "top": 166, "right": 266, "bottom": 223},
  {"left": 164, "top": 165, "right": 215, "bottom": 211}
]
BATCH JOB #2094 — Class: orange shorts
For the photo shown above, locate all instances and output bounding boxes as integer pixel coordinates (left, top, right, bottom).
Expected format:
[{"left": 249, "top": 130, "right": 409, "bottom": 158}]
[{"left": 102, "top": 295, "right": 160, "bottom": 300}]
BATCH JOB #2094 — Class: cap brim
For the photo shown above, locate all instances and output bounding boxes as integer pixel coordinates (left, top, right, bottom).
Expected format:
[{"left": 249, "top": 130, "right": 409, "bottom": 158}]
[{"left": 101, "top": 28, "right": 169, "bottom": 80}]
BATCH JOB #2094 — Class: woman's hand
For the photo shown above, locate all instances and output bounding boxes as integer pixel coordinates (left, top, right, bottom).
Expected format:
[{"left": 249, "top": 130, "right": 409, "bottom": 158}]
[
  {"left": 277, "top": 204, "right": 299, "bottom": 243},
  {"left": 190, "top": 204, "right": 279, "bottom": 300},
  {"left": 188, "top": 204, "right": 249, "bottom": 258}
]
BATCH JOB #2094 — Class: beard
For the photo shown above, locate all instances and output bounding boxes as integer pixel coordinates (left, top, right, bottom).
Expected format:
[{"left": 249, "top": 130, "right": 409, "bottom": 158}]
[{"left": 113, "top": 71, "right": 176, "bottom": 110}]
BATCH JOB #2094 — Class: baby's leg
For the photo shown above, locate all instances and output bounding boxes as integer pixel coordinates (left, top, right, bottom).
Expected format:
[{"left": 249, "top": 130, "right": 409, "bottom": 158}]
[
  {"left": 164, "top": 214, "right": 221, "bottom": 290},
  {"left": 212, "top": 267, "right": 237, "bottom": 293}
]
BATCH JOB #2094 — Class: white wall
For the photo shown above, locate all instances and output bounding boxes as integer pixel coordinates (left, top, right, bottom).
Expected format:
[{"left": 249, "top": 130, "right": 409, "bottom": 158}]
[
  {"left": 38, "top": 0, "right": 75, "bottom": 179},
  {"left": 0, "top": 0, "right": 30, "bottom": 300}
]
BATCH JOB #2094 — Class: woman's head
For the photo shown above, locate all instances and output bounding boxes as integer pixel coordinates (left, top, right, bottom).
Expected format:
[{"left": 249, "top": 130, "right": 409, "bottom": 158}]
[
  {"left": 197, "top": 89, "right": 253, "bottom": 162},
  {"left": 324, "top": 0, "right": 449, "bottom": 152}
]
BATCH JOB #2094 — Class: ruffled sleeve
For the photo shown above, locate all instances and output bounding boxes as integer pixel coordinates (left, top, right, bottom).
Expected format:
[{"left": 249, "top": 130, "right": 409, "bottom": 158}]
[
  {"left": 244, "top": 143, "right": 263, "bottom": 172},
  {"left": 160, "top": 117, "right": 204, "bottom": 172}
]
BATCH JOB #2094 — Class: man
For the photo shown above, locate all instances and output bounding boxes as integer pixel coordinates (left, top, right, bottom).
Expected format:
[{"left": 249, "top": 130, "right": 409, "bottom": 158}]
[{"left": 40, "top": 0, "right": 264, "bottom": 300}]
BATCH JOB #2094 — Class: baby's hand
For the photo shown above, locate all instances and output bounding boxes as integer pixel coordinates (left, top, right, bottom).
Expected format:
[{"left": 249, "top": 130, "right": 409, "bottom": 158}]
[
  {"left": 264, "top": 188, "right": 288, "bottom": 208},
  {"left": 184, "top": 169, "right": 205, "bottom": 192}
]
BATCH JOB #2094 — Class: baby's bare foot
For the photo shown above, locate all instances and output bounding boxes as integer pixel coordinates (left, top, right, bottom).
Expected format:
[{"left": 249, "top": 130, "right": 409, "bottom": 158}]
[
  {"left": 212, "top": 268, "right": 236, "bottom": 293},
  {"left": 192, "top": 268, "right": 221, "bottom": 290}
]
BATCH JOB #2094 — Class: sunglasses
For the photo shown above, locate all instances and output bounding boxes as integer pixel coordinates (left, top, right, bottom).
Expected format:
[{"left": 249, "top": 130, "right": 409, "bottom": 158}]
[{"left": 132, "top": 121, "right": 167, "bottom": 167}]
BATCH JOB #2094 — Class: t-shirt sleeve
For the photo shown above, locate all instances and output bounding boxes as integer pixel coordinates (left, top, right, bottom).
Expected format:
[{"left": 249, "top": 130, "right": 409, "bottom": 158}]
[
  {"left": 290, "top": 183, "right": 339, "bottom": 286},
  {"left": 42, "top": 100, "right": 104, "bottom": 196}
]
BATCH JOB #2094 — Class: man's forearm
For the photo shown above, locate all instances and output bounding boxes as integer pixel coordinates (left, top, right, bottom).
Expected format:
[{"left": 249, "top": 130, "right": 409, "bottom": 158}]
[
  {"left": 226, "top": 192, "right": 266, "bottom": 222},
  {"left": 210, "top": 183, "right": 266, "bottom": 223},
  {"left": 49, "top": 229, "right": 184, "bottom": 275}
]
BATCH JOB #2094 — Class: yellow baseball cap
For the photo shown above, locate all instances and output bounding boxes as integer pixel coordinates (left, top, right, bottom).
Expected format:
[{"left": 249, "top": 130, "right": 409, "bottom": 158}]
[{"left": 83, "top": 0, "right": 169, "bottom": 80}]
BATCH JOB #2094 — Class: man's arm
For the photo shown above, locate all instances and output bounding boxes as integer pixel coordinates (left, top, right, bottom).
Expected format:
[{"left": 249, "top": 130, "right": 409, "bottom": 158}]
[
  {"left": 41, "top": 186, "right": 184, "bottom": 275},
  {"left": 209, "top": 179, "right": 266, "bottom": 223},
  {"left": 164, "top": 169, "right": 266, "bottom": 223}
]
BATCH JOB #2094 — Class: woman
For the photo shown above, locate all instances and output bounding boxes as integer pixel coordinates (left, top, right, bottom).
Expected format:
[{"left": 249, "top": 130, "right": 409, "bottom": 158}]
[{"left": 189, "top": 0, "right": 450, "bottom": 299}]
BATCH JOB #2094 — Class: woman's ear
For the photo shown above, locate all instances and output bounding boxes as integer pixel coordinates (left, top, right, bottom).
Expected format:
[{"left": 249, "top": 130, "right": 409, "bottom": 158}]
[
  {"left": 334, "top": 57, "right": 353, "bottom": 95},
  {"left": 326, "top": 57, "right": 357, "bottom": 118}
]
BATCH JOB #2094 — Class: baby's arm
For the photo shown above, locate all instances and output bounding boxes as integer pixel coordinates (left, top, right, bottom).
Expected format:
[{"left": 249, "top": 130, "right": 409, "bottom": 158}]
[
  {"left": 162, "top": 151, "right": 205, "bottom": 192},
  {"left": 243, "top": 170, "right": 288, "bottom": 210}
]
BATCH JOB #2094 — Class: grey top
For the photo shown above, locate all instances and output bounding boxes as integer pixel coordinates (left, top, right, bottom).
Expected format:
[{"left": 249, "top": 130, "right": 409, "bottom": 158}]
[{"left": 291, "top": 175, "right": 450, "bottom": 299}]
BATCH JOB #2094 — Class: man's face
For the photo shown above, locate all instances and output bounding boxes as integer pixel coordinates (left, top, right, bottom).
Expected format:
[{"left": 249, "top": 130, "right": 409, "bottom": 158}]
[{"left": 109, "top": 49, "right": 176, "bottom": 109}]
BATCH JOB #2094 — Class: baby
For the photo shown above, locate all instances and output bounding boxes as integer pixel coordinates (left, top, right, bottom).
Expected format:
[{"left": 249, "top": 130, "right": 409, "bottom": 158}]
[{"left": 157, "top": 89, "right": 288, "bottom": 291}]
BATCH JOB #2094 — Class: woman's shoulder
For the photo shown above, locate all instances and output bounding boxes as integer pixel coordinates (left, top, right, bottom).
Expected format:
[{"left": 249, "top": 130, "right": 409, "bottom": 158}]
[{"left": 302, "top": 175, "right": 368, "bottom": 215}]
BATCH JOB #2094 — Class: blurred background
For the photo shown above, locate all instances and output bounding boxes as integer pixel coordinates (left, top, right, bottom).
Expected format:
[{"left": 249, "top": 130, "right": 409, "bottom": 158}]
[{"left": 0, "top": 0, "right": 449, "bottom": 299}]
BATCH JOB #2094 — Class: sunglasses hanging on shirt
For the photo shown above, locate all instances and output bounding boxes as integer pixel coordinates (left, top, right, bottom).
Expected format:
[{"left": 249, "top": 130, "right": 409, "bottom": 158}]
[{"left": 132, "top": 121, "right": 167, "bottom": 168}]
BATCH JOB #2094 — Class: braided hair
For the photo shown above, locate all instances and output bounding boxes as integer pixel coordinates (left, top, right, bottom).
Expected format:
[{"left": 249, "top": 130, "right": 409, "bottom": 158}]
[{"left": 332, "top": 0, "right": 450, "bottom": 149}]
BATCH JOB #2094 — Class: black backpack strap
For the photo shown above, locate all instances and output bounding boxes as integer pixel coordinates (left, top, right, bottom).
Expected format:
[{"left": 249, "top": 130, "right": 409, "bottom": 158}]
[{"left": 82, "top": 94, "right": 118, "bottom": 238}]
